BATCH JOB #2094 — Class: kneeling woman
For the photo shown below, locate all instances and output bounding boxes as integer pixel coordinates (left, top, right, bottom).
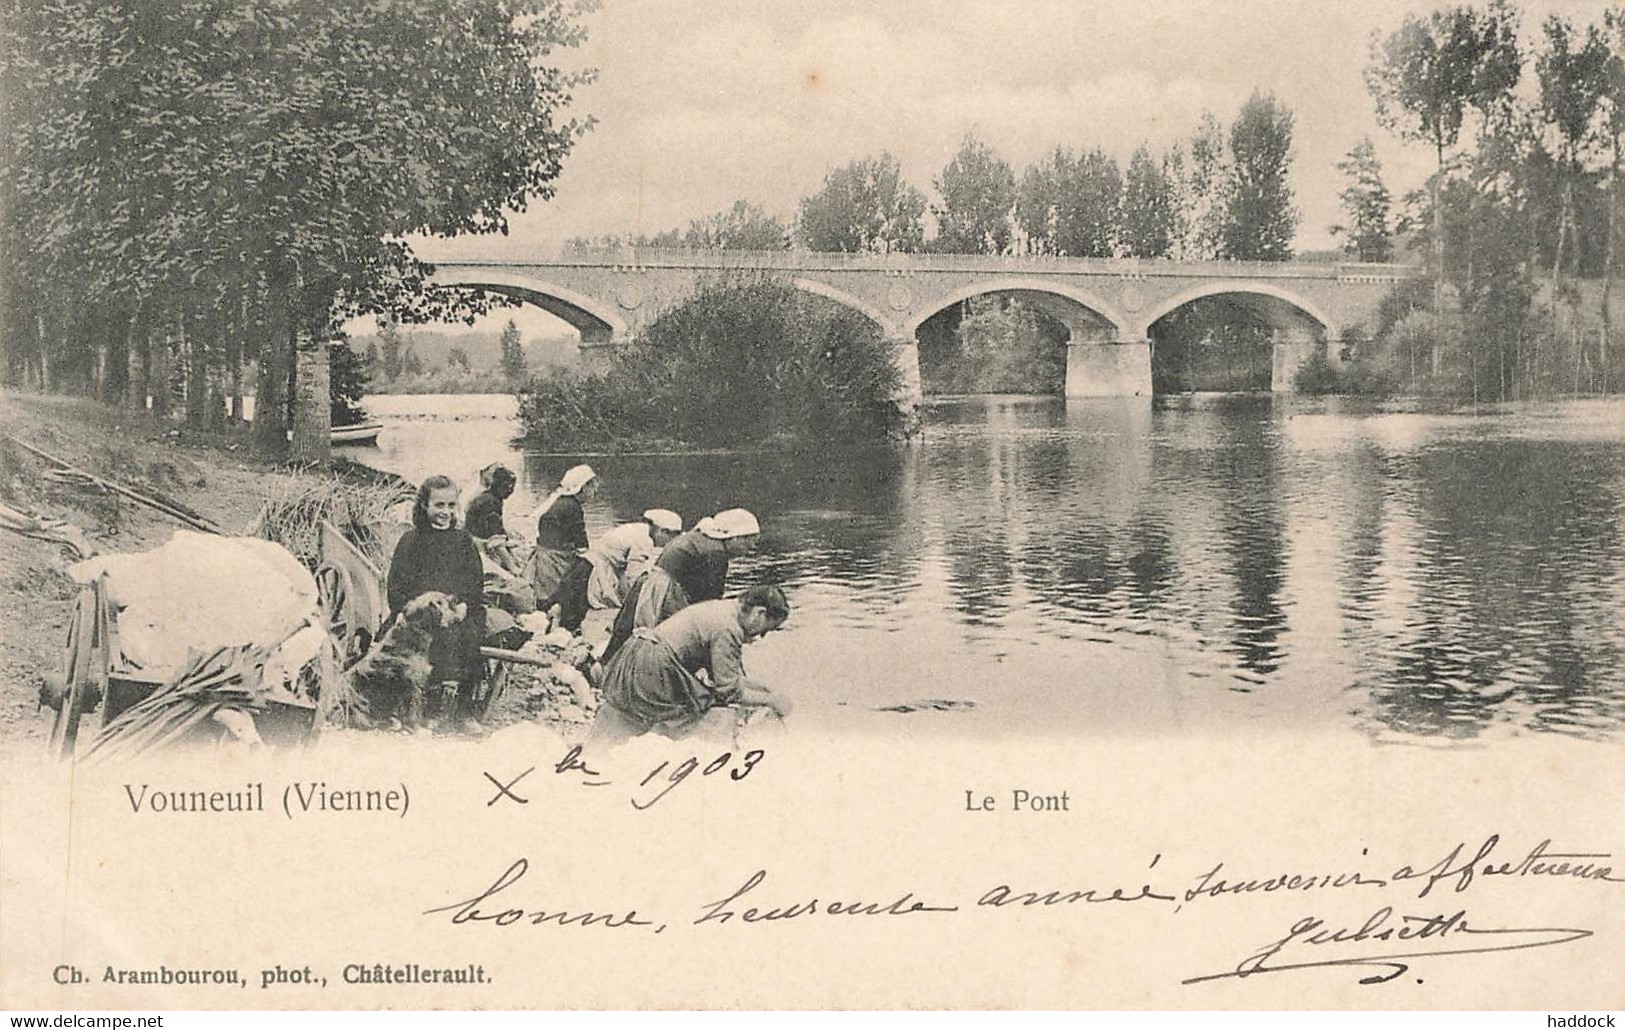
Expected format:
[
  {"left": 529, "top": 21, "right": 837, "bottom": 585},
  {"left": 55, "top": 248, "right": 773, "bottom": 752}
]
[{"left": 591, "top": 585, "right": 792, "bottom": 743}]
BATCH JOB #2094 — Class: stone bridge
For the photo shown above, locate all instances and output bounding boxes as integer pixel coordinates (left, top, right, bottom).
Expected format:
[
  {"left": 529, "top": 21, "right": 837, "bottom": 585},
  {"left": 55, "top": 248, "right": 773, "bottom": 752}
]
[{"left": 419, "top": 248, "right": 1414, "bottom": 401}]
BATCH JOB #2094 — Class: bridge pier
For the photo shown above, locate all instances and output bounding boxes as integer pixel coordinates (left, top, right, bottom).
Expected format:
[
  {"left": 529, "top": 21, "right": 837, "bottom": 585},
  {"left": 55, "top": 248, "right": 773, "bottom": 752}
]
[
  {"left": 889, "top": 336, "right": 924, "bottom": 437},
  {"left": 1065, "top": 337, "right": 1152, "bottom": 398},
  {"left": 1270, "top": 330, "right": 1321, "bottom": 394},
  {"left": 578, "top": 342, "right": 617, "bottom": 376}
]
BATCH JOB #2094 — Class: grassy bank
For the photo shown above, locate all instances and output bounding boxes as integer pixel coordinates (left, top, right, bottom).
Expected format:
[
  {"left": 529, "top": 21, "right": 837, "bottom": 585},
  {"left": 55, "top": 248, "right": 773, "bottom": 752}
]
[{"left": 0, "top": 390, "right": 606, "bottom": 756}]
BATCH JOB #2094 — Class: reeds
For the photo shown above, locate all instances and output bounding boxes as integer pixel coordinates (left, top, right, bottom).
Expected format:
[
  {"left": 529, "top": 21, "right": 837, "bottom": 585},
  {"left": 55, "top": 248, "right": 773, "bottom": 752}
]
[
  {"left": 81, "top": 644, "right": 267, "bottom": 764},
  {"left": 248, "top": 473, "right": 411, "bottom": 570}
]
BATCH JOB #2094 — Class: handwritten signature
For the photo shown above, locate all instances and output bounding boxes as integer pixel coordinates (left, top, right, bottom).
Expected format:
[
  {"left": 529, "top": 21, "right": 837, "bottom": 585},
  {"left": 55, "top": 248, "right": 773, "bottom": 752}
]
[{"left": 1183, "top": 907, "right": 1592, "bottom": 986}]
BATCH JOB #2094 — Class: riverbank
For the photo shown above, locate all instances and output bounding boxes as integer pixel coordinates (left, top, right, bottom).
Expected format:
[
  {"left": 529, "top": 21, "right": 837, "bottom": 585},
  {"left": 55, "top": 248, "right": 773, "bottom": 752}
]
[
  {"left": 0, "top": 391, "right": 324, "bottom": 751},
  {"left": 0, "top": 390, "right": 598, "bottom": 756}
]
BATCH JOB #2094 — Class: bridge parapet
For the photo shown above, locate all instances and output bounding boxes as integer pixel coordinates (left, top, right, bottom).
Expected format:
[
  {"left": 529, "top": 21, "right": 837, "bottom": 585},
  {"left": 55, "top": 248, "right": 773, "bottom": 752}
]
[{"left": 523, "top": 246, "right": 1415, "bottom": 282}]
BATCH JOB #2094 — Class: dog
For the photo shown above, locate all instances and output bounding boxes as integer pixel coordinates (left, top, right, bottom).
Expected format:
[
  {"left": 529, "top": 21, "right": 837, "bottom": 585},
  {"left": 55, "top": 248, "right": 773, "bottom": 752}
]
[{"left": 347, "top": 592, "right": 466, "bottom": 730}]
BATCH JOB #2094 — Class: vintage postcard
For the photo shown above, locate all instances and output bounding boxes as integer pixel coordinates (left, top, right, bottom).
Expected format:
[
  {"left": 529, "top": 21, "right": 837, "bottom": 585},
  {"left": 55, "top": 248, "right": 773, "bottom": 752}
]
[{"left": 2, "top": 0, "right": 1623, "bottom": 1014}]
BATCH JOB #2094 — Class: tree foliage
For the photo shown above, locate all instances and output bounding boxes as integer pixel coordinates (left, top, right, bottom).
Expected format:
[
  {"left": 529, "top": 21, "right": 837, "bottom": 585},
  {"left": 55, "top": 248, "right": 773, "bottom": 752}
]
[
  {"left": 499, "top": 319, "right": 527, "bottom": 381},
  {"left": 931, "top": 133, "right": 1016, "bottom": 254},
  {"left": 1, "top": 0, "right": 593, "bottom": 455},
  {"left": 1366, "top": 0, "right": 1522, "bottom": 341},
  {"left": 1332, "top": 137, "right": 1394, "bottom": 262},
  {"left": 515, "top": 279, "right": 903, "bottom": 448},
  {"left": 330, "top": 341, "right": 370, "bottom": 427},
  {"left": 1222, "top": 92, "right": 1298, "bottom": 260},
  {"left": 1120, "top": 145, "right": 1176, "bottom": 258},
  {"left": 1015, "top": 147, "right": 1121, "bottom": 257},
  {"left": 681, "top": 200, "right": 791, "bottom": 250},
  {"left": 798, "top": 152, "right": 926, "bottom": 253}
]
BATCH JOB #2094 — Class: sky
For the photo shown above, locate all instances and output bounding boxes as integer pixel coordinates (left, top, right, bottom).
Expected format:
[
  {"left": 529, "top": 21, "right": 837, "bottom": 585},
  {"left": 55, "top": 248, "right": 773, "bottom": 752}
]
[{"left": 402, "top": 0, "right": 1619, "bottom": 337}]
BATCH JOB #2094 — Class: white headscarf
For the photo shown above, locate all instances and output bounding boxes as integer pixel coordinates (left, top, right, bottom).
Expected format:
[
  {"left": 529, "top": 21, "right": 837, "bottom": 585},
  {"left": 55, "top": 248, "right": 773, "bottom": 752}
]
[
  {"left": 642, "top": 508, "right": 682, "bottom": 532},
  {"left": 700, "top": 508, "right": 760, "bottom": 540},
  {"left": 533, "top": 464, "right": 596, "bottom": 519}
]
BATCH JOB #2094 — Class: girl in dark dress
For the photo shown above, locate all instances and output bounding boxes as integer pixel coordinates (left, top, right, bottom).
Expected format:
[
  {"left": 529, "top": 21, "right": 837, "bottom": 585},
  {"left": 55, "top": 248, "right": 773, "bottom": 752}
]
[{"left": 387, "top": 475, "right": 487, "bottom": 730}]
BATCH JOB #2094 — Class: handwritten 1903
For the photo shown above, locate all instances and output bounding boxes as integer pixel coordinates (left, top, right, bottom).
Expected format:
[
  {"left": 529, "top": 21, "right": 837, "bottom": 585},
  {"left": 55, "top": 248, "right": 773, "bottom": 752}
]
[{"left": 481, "top": 744, "right": 766, "bottom": 811}]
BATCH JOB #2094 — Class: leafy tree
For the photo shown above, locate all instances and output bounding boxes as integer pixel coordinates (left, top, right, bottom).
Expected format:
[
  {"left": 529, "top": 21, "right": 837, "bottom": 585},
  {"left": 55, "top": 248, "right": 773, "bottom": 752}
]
[
  {"left": 377, "top": 318, "right": 405, "bottom": 381},
  {"left": 1602, "top": 8, "right": 1625, "bottom": 390},
  {"left": 401, "top": 346, "right": 424, "bottom": 378},
  {"left": 797, "top": 151, "right": 927, "bottom": 253},
  {"left": 1537, "top": 14, "right": 1611, "bottom": 340},
  {"left": 363, "top": 341, "right": 381, "bottom": 376},
  {"left": 1168, "top": 113, "right": 1230, "bottom": 260},
  {"left": 931, "top": 133, "right": 1016, "bottom": 254},
  {"left": 1120, "top": 145, "right": 1176, "bottom": 258},
  {"left": 946, "top": 296, "right": 1067, "bottom": 393},
  {"left": 1015, "top": 152, "right": 1064, "bottom": 254},
  {"left": 330, "top": 342, "right": 370, "bottom": 427},
  {"left": 1056, "top": 148, "right": 1122, "bottom": 258},
  {"left": 1018, "top": 147, "right": 1120, "bottom": 257},
  {"left": 499, "top": 319, "right": 527, "bottom": 381},
  {"left": 1, "top": 0, "right": 593, "bottom": 458},
  {"left": 1222, "top": 92, "right": 1298, "bottom": 260},
  {"left": 447, "top": 346, "right": 472, "bottom": 372},
  {"left": 682, "top": 200, "right": 790, "bottom": 250},
  {"left": 1332, "top": 137, "right": 1394, "bottom": 262},
  {"left": 1367, "top": 3, "right": 1522, "bottom": 341}
]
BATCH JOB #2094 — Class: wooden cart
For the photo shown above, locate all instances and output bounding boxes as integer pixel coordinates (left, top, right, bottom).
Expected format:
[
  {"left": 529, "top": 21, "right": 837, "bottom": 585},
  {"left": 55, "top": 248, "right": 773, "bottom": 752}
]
[{"left": 47, "top": 572, "right": 319, "bottom": 760}]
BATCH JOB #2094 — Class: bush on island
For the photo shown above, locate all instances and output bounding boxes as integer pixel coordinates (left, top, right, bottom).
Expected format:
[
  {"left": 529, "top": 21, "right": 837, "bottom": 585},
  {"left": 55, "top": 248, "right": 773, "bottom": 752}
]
[{"left": 515, "top": 278, "right": 903, "bottom": 450}]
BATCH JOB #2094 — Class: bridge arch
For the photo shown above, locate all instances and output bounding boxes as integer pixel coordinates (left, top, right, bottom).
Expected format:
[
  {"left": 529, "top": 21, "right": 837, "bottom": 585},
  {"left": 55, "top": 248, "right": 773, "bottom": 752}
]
[
  {"left": 427, "top": 267, "right": 629, "bottom": 344},
  {"left": 1134, "top": 280, "right": 1338, "bottom": 339},
  {"left": 904, "top": 276, "right": 1131, "bottom": 338},
  {"left": 790, "top": 277, "right": 898, "bottom": 336}
]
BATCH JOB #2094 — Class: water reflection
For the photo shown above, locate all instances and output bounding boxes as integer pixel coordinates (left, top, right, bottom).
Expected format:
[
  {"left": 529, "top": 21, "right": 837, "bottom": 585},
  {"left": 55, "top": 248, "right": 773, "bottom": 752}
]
[{"left": 348, "top": 392, "right": 1625, "bottom": 743}]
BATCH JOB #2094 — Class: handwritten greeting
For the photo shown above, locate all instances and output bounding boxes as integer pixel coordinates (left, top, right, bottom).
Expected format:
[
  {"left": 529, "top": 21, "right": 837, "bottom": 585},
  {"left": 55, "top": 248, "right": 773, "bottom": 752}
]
[{"left": 422, "top": 835, "right": 1622, "bottom": 987}]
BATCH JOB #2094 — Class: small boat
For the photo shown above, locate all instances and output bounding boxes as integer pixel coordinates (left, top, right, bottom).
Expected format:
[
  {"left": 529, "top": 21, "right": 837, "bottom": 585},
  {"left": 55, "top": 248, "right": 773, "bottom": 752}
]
[{"left": 330, "top": 421, "right": 383, "bottom": 446}]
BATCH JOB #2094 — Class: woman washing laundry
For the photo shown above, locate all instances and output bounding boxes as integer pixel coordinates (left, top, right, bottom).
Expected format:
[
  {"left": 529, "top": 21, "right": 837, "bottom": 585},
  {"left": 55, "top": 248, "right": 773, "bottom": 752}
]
[
  {"left": 655, "top": 507, "right": 760, "bottom": 603},
  {"left": 586, "top": 508, "right": 683, "bottom": 610},
  {"left": 589, "top": 584, "right": 792, "bottom": 744},
  {"left": 465, "top": 463, "right": 534, "bottom": 615},
  {"left": 600, "top": 508, "right": 761, "bottom": 663},
  {"left": 527, "top": 464, "right": 596, "bottom": 632}
]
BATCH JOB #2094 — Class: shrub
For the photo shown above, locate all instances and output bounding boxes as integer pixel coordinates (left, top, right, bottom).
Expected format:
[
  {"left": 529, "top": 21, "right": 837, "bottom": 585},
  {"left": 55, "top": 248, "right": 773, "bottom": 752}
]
[
  {"left": 1291, "top": 351, "right": 1343, "bottom": 395},
  {"left": 515, "top": 278, "right": 902, "bottom": 450}
]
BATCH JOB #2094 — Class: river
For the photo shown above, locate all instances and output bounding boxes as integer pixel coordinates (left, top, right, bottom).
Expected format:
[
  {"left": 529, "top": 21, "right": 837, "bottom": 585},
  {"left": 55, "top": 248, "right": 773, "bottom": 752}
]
[{"left": 346, "top": 392, "right": 1625, "bottom": 744}]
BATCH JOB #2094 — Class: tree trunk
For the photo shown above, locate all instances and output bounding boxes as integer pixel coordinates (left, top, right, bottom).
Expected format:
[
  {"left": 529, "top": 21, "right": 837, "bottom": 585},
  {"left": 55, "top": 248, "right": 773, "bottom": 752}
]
[
  {"left": 150, "top": 321, "right": 172, "bottom": 420},
  {"left": 1553, "top": 175, "right": 1572, "bottom": 346},
  {"left": 290, "top": 330, "right": 331, "bottom": 464},
  {"left": 185, "top": 307, "right": 207, "bottom": 426},
  {"left": 252, "top": 283, "right": 292, "bottom": 454},
  {"left": 1604, "top": 137, "right": 1619, "bottom": 397},
  {"left": 125, "top": 315, "right": 146, "bottom": 411},
  {"left": 1432, "top": 138, "right": 1445, "bottom": 381},
  {"left": 228, "top": 288, "right": 246, "bottom": 423},
  {"left": 92, "top": 316, "right": 108, "bottom": 403}
]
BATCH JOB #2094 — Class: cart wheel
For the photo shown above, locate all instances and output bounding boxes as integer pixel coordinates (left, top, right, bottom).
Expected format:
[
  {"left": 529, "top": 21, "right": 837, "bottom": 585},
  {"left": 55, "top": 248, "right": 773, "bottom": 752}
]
[
  {"left": 480, "top": 659, "right": 510, "bottom": 720},
  {"left": 315, "top": 563, "right": 364, "bottom": 665}
]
